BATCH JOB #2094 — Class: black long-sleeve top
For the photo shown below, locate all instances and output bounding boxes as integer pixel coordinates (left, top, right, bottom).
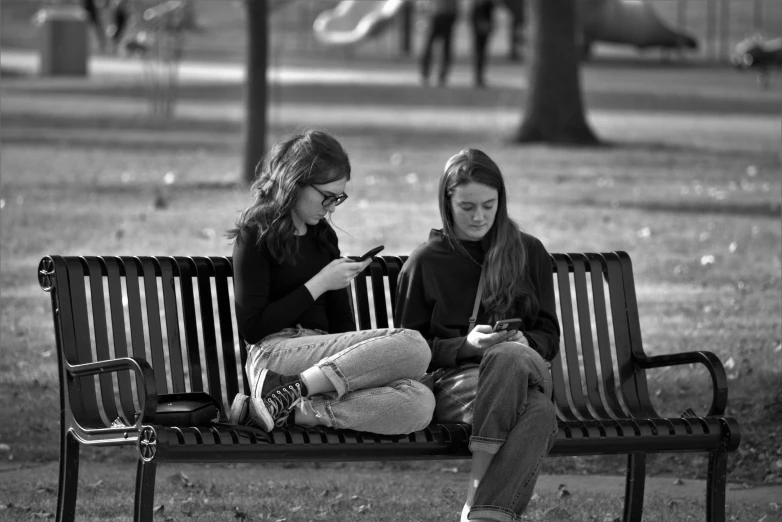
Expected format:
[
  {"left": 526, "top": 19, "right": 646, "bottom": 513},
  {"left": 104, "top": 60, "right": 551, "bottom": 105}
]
[
  {"left": 232, "top": 223, "right": 356, "bottom": 344},
  {"left": 394, "top": 229, "right": 560, "bottom": 370}
]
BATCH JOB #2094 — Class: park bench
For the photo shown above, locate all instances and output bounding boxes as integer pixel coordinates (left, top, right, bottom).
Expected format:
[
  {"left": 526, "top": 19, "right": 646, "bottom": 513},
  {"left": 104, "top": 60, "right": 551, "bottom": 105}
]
[{"left": 37, "top": 251, "right": 740, "bottom": 522}]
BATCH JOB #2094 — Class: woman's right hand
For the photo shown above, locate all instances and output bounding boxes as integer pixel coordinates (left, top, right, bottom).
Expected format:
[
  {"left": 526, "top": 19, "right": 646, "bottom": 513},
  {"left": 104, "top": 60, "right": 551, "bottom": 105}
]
[
  {"left": 460, "top": 324, "right": 517, "bottom": 359},
  {"left": 305, "top": 258, "right": 370, "bottom": 299}
]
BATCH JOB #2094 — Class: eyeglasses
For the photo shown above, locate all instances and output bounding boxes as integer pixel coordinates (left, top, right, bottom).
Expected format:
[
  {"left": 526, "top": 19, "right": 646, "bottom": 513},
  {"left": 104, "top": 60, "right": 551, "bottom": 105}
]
[{"left": 309, "top": 184, "right": 348, "bottom": 207}]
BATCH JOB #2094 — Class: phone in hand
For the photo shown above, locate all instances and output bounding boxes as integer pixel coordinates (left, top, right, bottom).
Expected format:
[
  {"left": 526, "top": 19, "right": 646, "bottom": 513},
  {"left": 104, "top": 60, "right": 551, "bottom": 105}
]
[
  {"left": 355, "top": 245, "right": 385, "bottom": 262},
  {"left": 492, "top": 318, "right": 523, "bottom": 333}
]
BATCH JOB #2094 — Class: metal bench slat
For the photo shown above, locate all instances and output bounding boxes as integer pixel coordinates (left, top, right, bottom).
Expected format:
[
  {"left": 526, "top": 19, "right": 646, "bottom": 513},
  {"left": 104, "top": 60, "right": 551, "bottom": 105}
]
[
  {"left": 193, "top": 257, "right": 223, "bottom": 398},
  {"left": 86, "top": 257, "right": 120, "bottom": 423},
  {"left": 159, "top": 257, "right": 186, "bottom": 393},
  {"left": 140, "top": 257, "right": 169, "bottom": 395},
  {"left": 618, "top": 252, "right": 661, "bottom": 418},
  {"left": 555, "top": 255, "right": 594, "bottom": 421},
  {"left": 65, "top": 257, "right": 103, "bottom": 427},
  {"left": 212, "top": 256, "right": 241, "bottom": 405},
  {"left": 369, "top": 260, "right": 389, "bottom": 329},
  {"left": 175, "top": 257, "right": 204, "bottom": 391},
  {"left": 104, "top": 257, "right": 137, "bottom": 424},
  {"left": 571, "top": 254, "right": 614, "bottom": 420}
]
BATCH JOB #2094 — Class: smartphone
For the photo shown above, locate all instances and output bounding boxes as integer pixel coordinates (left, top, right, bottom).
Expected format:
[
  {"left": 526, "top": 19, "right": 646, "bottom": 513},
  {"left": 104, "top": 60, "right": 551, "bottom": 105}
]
[
  {"left": 492, "top": 318, "right": 523, "bottom": 333},
  {"left": 355, "top": 245, "right": 385, "bottom": 262}
]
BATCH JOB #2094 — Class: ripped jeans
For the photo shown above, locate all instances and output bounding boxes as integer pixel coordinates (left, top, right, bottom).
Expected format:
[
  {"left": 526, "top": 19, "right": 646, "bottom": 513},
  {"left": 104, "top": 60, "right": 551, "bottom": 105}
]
[
  {"left": 468, "top": 342, "right": 558, "bottom": 522},
  {"left": 245, "top": 326, "right": 435, "bottom": 435}
]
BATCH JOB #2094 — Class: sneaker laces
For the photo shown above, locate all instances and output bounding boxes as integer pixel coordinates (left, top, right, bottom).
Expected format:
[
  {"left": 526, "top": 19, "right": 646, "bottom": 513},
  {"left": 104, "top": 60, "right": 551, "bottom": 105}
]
[{"left": 265, "top": 382, "right": 305, "bottom": 428}]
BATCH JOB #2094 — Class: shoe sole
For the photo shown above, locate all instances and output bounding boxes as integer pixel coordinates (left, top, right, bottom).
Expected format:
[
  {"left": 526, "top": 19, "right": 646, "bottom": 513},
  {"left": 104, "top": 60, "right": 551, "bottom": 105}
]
[
  {"left": 251, "top": 369, "right": 276, "bottom": 432},
  {"left": 228, "top": 393, "right": 249, "bottom": 425}
]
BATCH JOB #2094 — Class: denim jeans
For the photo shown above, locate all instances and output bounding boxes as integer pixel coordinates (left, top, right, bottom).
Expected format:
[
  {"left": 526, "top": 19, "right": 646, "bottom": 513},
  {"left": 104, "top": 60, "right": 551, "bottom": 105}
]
[
  {"left": 245, "top": 326, "right": 435, "bottom": 435},
  {"left": 468, "top": 342, "right": 558, "bottom": 522}
]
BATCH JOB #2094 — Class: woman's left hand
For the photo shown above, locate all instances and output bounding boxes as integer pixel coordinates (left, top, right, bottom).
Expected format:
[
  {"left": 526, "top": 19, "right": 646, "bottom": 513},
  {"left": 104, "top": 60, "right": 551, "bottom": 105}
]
[{"left": 507, "top": 330, "right": 526, "bottom": 343}]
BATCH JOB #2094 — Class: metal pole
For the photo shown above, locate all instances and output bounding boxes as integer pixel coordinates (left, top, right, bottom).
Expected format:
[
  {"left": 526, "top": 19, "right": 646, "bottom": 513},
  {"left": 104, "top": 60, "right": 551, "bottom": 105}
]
[
  {"left": 719, "top": 0, "right": 730, "bottom": 63},
  {"left": 706, "top": 0, "right": 715, "bottom": 61},
  {"left": 399, "top": 1, "right": 413, "bottom": 56}
]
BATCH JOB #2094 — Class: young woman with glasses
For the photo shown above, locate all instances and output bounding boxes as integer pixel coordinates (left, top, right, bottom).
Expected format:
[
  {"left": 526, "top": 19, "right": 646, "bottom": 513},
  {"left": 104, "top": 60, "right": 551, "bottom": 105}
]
[
  {"left": 395, "top": 149, "right": 560, "bottom": 522},
  {"left": 226, "top": 129, "right": 435, "bottom": 434}
]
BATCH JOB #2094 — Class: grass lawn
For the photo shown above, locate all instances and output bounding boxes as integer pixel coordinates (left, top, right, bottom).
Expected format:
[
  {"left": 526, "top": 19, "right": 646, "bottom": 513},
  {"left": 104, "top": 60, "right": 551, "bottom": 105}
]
[
  {"left": 1, "top": 1, "right": 781, "bottom": 519},
  {"left": 1, "top": 461, "right": 780, "bottom": 521}
]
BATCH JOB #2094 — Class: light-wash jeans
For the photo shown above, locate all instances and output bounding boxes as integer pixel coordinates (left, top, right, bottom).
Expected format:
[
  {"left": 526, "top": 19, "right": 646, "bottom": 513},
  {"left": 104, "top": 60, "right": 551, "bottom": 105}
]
[
  {"left": 245, "top": 326, "right": 435, "bottom": 435},
  {"left": 468, "top": 342, "right": 558, "bottom": 522}
]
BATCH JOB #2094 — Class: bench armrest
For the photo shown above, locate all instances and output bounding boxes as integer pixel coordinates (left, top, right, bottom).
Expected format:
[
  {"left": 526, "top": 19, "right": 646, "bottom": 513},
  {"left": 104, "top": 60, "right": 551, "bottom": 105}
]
[
  {"left": 635, "top": 351, "right": 728, "bottom": 417},
  {"left": 66, "top": 357, "right": 158, "bottom": 426}
]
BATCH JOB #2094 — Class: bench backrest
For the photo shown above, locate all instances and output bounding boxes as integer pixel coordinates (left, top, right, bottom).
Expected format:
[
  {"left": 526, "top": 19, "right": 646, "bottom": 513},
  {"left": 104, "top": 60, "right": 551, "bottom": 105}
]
[{"left": 39, "top": 252, "right": 654, "bottom": 430}]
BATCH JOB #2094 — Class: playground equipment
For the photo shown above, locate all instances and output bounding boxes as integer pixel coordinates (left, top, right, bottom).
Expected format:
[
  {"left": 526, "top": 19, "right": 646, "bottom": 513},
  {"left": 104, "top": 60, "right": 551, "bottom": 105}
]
[
  {"left": 579, "top": 0, "right": 697, "bottom": 56},
  {"left": 732, "top": 33, "right": 782, "bottom": 88},
  {"left": 313, "top": 0, "right": 407, "bottom": 46},
  {"left": 313, "top": 0, "right": 697, "bottom": 56}
]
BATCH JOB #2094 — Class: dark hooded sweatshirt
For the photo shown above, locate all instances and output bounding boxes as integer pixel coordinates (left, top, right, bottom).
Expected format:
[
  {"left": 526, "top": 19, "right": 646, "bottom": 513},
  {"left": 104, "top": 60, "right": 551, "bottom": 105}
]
[{"left": 394, "top": 229, "right": 560, "bottom": 370}]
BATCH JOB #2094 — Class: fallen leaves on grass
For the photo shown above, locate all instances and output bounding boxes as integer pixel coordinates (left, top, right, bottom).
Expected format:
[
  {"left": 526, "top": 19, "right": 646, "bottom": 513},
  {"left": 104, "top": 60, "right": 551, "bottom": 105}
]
[
  {"left": 169, "top": 471, "right": 196, "bottom": 489},
  {"left": 541, "top": 506, "right": 572, "bottom": 520}
]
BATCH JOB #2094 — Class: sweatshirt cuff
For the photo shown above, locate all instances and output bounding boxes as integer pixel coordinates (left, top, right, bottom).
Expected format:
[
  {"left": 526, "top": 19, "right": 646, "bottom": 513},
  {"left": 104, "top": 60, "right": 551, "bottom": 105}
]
[
  {"left": 523, "top": 331, "right": 550, "bottom": 361},
  {"left": 299, "top": 284, "right": 317, "bottom": 304},
  {"left": 432, "top": 336, "right": 466, "bottom": 368}
]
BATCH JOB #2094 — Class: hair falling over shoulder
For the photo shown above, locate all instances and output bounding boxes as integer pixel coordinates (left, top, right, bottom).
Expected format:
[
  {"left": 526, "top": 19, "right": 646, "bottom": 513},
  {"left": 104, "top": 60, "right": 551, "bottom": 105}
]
[
  {"left": 439, "top": 148, "right": 538, "bottom": 320},
  {"left": 226, "top": 129, "right": 351, "bottom": 264}
]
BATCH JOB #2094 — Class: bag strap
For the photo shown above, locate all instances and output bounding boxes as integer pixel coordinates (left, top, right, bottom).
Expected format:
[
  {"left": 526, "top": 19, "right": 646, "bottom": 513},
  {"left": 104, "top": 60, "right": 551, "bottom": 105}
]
[{"left": 468, "top": 265, "right": 485, "bottom": 333}]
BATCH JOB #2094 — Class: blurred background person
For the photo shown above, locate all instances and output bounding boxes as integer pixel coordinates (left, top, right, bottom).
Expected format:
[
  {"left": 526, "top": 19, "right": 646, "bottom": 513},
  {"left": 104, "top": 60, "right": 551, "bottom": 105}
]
[
  {"left": 470, "top": 0, "right": 496, "bottom": 88},
  {"left": 419, "top": 0, "right": 459, "bottom": 87}
]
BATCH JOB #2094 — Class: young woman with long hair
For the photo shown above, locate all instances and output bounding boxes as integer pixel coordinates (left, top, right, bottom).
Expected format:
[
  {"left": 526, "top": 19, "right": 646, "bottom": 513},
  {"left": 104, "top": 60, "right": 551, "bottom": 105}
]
[
  {"left": 395, "top": 148, "right": 560, "bottom": 521},
  {"left": 227, "top": 129, "right": 434, "bottom": 434}
]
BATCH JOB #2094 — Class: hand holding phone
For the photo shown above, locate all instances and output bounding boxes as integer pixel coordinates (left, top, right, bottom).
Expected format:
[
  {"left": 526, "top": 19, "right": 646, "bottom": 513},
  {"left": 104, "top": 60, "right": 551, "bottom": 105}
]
[
  {"left": 492, "top": 318, "right": 523, "bottom": 333},
  {"left": 355, "top": 245, "right": 385, "bottom": 262}
]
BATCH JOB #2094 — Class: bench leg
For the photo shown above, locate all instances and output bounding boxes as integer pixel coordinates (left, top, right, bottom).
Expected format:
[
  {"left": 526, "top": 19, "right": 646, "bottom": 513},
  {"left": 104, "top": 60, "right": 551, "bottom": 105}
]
[
  {"left": 56, "top": 430, "right": 80, "bottom": 522},
  {"left": 623, "top": 452, "right": 645, "bottom": 522},
  {"left": 706, "top": 450, "right": 728, "bottom": 522},
  {"left": 134, "top": 458, "right": 157, "bottom": 522}
]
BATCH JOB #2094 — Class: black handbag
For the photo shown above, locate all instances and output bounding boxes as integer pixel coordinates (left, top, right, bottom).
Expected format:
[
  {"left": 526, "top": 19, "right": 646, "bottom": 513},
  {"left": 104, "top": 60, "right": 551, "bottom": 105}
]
[{"left": 151, "top": 392, "right": 223, "bottom": 426}]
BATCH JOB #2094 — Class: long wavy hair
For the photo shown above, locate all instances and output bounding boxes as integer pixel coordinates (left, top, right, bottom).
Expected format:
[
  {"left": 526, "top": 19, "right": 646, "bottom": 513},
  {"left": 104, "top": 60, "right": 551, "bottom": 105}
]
[
  {"left": 438, "top": 148, "right": 537, "bottom": 320},
  {"left": 227, "top": 130, "right": 351, "bottom": 264}
]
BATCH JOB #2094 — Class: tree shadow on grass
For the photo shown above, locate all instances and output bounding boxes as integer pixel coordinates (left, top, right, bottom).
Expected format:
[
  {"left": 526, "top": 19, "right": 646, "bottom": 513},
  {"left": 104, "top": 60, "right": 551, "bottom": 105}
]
[
  {"left": 588, "top": 138, "right": 777, "bottom": 159},
  {"left": 577, "top": 197, "right": 781, "bottom": 218}
]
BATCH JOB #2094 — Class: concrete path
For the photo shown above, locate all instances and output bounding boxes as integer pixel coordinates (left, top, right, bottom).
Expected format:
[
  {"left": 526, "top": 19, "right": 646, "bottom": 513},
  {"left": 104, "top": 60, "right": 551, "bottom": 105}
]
[
  {"left": 2, "top": 47, "right": 780, "bottom": 104},
  {"left": 2, "top": 49, "right": 779, "bottom": 152}
]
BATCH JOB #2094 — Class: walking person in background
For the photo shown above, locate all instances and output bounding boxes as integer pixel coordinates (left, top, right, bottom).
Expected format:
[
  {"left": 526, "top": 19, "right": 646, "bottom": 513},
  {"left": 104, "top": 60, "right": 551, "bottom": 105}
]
[
  {"left": 227, "top": 129, "right": 435, "bottom": 435},
  {"left": 505, "top": 0, "right": 525, "bottom": 61},
  {"left": 395, "top": 149, "right": 560, "bottom": 521},
  {"left": 470, "top": 0, "right": 496, "bottom": 87},
  {"left": 420, "top": 0, "right": 459, "bottom": 87}
]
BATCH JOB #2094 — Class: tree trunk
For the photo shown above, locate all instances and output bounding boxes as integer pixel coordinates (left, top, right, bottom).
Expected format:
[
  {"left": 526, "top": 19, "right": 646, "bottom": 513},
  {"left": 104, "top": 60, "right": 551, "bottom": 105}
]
[
  {"left": 515, "top": 0, "right": 599, "bottom": 144},
  {"left": 243, "top": 0, "right": 268, "bottom": 185}
]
